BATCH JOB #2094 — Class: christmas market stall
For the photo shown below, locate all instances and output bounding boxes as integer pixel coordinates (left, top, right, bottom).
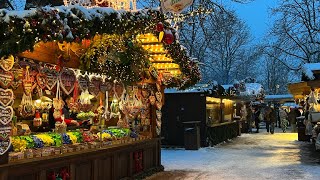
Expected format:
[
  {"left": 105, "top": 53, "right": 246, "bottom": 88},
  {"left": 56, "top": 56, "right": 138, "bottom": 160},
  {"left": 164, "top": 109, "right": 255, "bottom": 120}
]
[
  {"left": 288, "top": 63, "right": 320, "bottom": 142},
  {"left": 0, "top": 5, "right": 200, "bottom": 180},
  {"left": 162, "top": 82, "right": 249, "bottom": 148}
]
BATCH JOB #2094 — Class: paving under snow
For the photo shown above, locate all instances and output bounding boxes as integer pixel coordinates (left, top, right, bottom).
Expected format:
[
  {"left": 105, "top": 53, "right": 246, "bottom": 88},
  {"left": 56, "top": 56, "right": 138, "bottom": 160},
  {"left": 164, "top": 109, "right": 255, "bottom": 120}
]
[{"left": 147, "top": 128, "right": 320, "bottom": 180}]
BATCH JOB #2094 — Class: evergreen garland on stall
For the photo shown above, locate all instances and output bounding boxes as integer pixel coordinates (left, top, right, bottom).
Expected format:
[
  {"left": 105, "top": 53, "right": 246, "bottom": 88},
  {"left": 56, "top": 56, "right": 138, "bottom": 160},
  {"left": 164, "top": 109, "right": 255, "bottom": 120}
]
[{"left": 0, "top": 5, "right": 201, "bottom": 89}]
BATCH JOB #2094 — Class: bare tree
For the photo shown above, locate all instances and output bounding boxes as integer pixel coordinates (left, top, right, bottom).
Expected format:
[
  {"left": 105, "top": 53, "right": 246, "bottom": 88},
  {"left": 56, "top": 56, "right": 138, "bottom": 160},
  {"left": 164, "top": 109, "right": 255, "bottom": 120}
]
[{"left": 267, "top": 0, "right": 320, "bottom": 70}]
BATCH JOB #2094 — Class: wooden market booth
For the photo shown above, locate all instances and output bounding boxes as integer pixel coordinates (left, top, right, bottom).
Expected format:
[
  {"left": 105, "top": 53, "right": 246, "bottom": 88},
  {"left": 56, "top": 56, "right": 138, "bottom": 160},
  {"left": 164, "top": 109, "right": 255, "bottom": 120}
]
[
  {"left": 0, "top": 4, "right": 200, "bottom": 180},
  {"left": 162, "top": 83, "right": 241, "bottom": 148}
]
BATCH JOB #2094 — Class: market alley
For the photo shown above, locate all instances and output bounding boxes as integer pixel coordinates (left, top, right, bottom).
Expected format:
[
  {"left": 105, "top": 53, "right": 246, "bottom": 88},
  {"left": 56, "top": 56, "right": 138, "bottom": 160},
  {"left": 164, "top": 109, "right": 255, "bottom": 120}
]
[{"left": 147, "top": 128, "right": 320, "bottom": 180}]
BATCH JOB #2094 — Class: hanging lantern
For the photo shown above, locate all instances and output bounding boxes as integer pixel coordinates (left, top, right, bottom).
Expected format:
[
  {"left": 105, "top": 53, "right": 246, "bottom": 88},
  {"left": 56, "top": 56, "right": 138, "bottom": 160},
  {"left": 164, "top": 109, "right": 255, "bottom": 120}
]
[
  {"left": 163, "top": 30, "right": 174, "bottom": 45},
  {"left": 156, "top": 22, "right": 164, "bottom": 32}
]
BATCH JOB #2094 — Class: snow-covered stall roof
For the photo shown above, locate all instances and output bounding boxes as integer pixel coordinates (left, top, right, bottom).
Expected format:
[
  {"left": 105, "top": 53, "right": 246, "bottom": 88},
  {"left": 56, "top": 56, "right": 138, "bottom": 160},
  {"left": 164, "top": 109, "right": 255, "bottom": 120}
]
[
  {"left": 302, "top": 63, "right": 320, "bottom": 80},
  {"left": 223, "top": 83, "right": 264, "bottom": 97},
  {"left": 240, "top": 83, "right": 264, "bottom": 96},
  {"left": 165, "top": 84, "right": 213, "bottom": 94},
  {"left": 265, "top": 94, "right": 293, "bottom": 100}
]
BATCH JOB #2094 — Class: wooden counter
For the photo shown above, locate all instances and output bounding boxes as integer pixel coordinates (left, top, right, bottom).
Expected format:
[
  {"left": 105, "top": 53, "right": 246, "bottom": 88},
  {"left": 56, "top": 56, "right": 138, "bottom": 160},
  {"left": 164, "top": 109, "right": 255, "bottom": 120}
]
[{"left": 0, "top": 138, "right": 163, "bottom": 180}]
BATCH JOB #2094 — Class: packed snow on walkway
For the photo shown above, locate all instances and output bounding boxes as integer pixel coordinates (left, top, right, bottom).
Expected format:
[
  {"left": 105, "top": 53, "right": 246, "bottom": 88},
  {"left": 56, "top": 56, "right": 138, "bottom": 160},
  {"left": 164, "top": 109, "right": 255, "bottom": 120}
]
[{"left": 147, "top": 129, "right": 320, "bottom": 180}]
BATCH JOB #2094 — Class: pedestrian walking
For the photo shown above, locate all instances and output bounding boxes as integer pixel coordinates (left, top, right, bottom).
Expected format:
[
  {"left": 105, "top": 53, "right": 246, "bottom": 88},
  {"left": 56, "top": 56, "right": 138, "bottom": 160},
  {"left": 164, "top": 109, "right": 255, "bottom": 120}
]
[
  {"left": 288, "top": 108, "right": 299, "bottom": 133},
  {"left": 279, "top": 108, "right": 288, "bottom": 133},
  {"left": 253, "top": 107, "right": 260, "bottom": 133}
]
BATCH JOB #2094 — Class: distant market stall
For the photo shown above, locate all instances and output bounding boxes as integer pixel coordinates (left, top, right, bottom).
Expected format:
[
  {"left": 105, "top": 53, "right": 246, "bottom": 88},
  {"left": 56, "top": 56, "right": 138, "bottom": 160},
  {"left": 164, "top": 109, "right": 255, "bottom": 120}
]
[
  {"left": 161, "top": 81, "right": 265, "bottom": 148},
  {"left": 0, "top": 4, "right": 200, "bottom": 180}
]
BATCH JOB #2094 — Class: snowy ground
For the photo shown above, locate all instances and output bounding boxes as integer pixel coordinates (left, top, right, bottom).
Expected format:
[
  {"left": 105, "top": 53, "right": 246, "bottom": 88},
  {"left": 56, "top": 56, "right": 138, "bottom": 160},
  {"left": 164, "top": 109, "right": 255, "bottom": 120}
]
[{"left": 147, "top": 127, "right": 320, "bottom": 180}]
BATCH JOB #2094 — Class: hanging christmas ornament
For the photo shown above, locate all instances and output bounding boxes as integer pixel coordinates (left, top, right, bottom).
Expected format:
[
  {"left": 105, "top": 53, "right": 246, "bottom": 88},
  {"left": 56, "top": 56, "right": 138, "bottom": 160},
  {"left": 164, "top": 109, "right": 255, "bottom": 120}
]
[
  {"left": 163, "top": 30, "right": 174, "bottom": 45},
  {"left": 156, "top": 22, "right": 164, "bottom": 32}
]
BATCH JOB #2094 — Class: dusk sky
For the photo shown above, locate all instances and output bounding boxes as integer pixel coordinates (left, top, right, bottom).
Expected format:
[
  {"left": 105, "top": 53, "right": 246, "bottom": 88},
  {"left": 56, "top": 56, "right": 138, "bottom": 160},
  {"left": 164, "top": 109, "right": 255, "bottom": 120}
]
[{"left": 226, "top": 0, "right": 279, "bottom": 42}]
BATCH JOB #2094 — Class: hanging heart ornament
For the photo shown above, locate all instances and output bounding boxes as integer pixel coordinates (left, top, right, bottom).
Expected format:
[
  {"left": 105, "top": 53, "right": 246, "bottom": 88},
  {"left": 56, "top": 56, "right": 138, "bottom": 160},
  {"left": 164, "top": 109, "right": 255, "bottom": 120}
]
[
  {"left": 89, "top": 77, "right": 102, "bottom": 96},
  {"left": 36, "top": 73, "right": 47, "bottom": 90},
  {"left": 78, "top": 74, "right": 89, "bottom": 91},
  {"left": 0, "top": 106, "right": 13, "bottom": 126},
  {"left": 43, "top": 67, "right": 58, "bottom": 90},
  {"left": 0, "top": 55, "right": 14, "bottom": 71},
  {"left": 59, "top": 68, "right": 76, "bottom": 95},
  {"left": 0, "top": 135, "right": 11, "bottom": 155},
  {"left": 0, "top": 70, "right": 14, "bottom": 89},
  {"left": 0, "top": 88, "right": 14, "bottom": 107}
]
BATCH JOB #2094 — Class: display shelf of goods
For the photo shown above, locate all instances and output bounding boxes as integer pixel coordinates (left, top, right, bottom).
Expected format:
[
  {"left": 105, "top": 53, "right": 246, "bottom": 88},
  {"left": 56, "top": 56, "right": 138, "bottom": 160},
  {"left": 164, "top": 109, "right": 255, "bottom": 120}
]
[
  {"left": 9, "top": 128, "right": 140, "bottom": 155},
  {"left": 0, "top": 6, "right": 201, "bottom": 90}
]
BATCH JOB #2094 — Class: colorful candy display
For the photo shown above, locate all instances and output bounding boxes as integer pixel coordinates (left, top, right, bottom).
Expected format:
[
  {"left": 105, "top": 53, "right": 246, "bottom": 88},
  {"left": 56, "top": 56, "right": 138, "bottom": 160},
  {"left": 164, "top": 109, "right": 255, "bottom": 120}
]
[{"left": 10, "top": 128, "right": 137, "bottom": 153}]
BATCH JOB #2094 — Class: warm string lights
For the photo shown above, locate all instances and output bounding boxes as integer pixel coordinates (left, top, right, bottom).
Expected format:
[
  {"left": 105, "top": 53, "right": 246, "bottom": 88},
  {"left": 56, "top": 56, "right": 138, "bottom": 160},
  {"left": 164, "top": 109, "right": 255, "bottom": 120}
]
[{"left": 0, "top": 6, "right": 201, "bottom": 90}]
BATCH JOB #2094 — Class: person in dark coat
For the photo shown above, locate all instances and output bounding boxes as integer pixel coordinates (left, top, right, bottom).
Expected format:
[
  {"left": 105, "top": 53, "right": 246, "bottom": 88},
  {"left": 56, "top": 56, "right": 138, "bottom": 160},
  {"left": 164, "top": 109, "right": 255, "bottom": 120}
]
[{"left": 253, "top": 107, "right": 260, "bottom": 133}]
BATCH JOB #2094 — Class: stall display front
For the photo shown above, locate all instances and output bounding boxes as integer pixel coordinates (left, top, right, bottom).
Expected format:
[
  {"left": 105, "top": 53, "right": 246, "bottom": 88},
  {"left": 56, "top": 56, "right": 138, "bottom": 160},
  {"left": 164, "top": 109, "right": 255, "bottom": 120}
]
[
  {"left": 0, "top": 4, "right": 200, "bottom": 180},
  {"left": 288, "top": 63, "right": 320, "bottom": 143}
]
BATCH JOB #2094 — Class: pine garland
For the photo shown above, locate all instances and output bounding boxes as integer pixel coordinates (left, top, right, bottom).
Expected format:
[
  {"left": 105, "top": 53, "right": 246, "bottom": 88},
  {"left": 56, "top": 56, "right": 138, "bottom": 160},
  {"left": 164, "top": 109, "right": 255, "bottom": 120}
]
[{"left": 0, "top": 5, "right": 201, "bottom": 89}]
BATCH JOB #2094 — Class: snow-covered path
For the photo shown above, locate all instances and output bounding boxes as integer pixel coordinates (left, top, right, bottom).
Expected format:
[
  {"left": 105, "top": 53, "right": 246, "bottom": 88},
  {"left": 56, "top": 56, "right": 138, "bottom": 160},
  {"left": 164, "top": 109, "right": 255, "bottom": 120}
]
[{"left": 147, "top": 128, "right": 320, "bottom": 180}]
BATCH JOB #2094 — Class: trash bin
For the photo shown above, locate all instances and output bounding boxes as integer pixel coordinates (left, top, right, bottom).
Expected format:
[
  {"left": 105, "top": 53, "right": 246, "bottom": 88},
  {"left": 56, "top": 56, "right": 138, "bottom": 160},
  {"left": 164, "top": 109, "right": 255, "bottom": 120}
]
[
  {"left": 183, "top": 121, "right": 200, "bottom": 150},
  {"left": 297, "top": 116, "right": 308, "bottom": 141}
]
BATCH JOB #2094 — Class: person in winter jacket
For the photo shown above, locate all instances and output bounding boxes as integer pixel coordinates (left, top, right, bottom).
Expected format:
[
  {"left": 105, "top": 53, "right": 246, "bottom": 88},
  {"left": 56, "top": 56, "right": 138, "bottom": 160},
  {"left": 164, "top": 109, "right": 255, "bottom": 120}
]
[
  {"left": 253, "top": 107, "right": 260, "bottom": 133},
  {"left": 279, "top": 108, "right": 288, "bottom": 132}
]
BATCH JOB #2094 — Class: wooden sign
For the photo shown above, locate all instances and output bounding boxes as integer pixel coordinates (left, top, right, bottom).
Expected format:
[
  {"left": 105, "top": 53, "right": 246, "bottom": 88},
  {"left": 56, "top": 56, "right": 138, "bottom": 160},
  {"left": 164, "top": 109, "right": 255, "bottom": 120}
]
[
  {"left": 78, "top": 74, "right": 89, "bottom": 91},
  {"left": 0, "top": 70, "right": 13, "bottom": 89},
  {"left": 0, "top": 106, "right": 13, "bottom": 126},
  {"left": 43, "top": 68, "right": 58, "bottom": 90},
  {"left": 36, "top": 73, "right": 47, "bottom": 90},
  {"left": 0, "top": 88, "right": 14, "bottom": 107},
  {"left": 60, "top": 68, "right": 76, "bottom": 95},
  {"left": 89, "top": 77, "right": 102, "bottom": 96},
  {"left": 0, "top": 55, "right": 14, "bottom": 71},
  {"left": 161, "top": 0, "right": 194, "bottom": 13}
]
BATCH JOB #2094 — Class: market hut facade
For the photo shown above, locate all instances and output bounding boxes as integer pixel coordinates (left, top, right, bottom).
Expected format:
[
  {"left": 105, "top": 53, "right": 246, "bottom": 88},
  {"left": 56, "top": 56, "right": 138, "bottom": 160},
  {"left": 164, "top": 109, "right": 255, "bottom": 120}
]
[{"left": 0, "top": 3, "right": 200, "bottom": 180}]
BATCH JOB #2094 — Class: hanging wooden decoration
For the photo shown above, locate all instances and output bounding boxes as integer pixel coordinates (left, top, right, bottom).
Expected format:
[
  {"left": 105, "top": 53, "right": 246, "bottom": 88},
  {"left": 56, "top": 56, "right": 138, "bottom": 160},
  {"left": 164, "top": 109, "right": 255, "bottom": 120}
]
[
  {"left": 59, "top": 68, "right": 76, "bottom": 95},
  {"left": 156, "top": 101, "right": 162, "bottom": 110},
  {"left": 78, "top": 74, "right": 89, "bottom": 91},
  {"left": 0, "top": 88, "right": 14, "bottom": 107},
  {"left": 0, "top": 132, "right": 11, "bottom": 155},
  {"left": 155, "top": 91, "right": 162, "bottom": 102},
  {"left": 149, "top": 92, "right": 156, "bottom": 105},
  {"left": 36, "top": 73, "right": 47, "bottom": 90},
  {"left": 0, "top": 55, "right": 14, "bottom": 71},
  {"left": 11, "top": 66, "right": 23, "bottom": 90},
  {"left": 89, "top": 76, "right": 102, "bottom": 97},
  {"left": 0, "top": 69, "right": 14, "bottom": 89},
  {"left": 0, "top": 106, "right": 14, "bottom": 126},
  {"left": 43, "top": 67, "right": 58, "bottom": 90},
  {"left": 22, "top": 66, "right": 34, "bottom": 96}
]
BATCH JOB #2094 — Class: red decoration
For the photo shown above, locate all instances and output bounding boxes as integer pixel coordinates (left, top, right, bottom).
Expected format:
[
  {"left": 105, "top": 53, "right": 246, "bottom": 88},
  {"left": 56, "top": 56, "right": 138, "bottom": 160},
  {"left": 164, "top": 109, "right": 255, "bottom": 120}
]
[
  {"left": 82, "top": 39, "right": 91, "bottom": 48},
  {"left": 163, "top": 30, "right": 174, "bottom": 45},
  {"left": 156, "top": 22, "right": 164, "bottom": 32}
]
